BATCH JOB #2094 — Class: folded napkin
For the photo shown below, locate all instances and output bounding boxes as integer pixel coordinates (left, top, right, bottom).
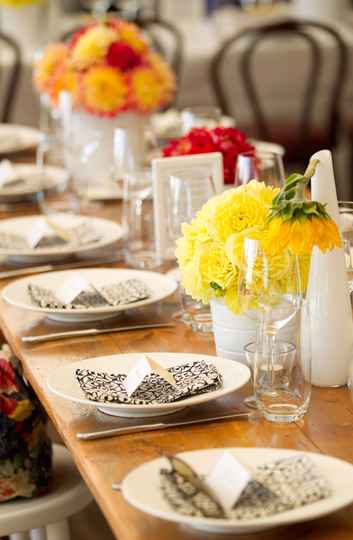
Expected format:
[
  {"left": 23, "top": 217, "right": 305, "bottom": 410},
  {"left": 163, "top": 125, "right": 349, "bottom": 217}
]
[
  {"left": 76, "top": 360, "right": 222, "bottom": 405},
  {"left": 0, "top": 221, "right": 100, "bottom": 250},
  {"left": 28, "top": 278, "right": 151, "bottom": 310},
  {"left": 160, "top": 455, "right": 331, "bottom": 520},
  {"left": 0, "top": 160, "right": 24, "bottom": 188}
]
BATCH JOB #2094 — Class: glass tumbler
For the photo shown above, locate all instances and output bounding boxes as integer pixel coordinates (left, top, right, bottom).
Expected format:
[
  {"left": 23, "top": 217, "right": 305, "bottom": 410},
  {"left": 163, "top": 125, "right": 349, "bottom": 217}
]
[
  {"left": 249, "top": 299, "right": 311, "bottom": 423},
  {"left": 235, "top": 150, "right": 285, "bottom": 188},
  {"left": 123, "top": 168, "right": 161, "bottom": 270}
]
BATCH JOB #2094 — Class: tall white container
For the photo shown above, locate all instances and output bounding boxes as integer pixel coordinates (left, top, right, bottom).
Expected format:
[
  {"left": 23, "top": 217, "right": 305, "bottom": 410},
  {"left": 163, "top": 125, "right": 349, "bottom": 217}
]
[{"left": 307, "top": 150, "right": 353, "bottom": 387}]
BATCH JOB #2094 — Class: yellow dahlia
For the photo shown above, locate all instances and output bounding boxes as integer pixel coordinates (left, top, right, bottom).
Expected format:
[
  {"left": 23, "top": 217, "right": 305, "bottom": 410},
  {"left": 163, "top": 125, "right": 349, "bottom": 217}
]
[
  {"left": 118, "top": 21, "right": 147, "bottom": 53},
  {"left": 71, "top": 25, "right": 117, "bottom": 69},
  {"left": 33, "top": 44, "right": 69, "bottom": 93},
  {"left": 82, "top": 66, "right": 128, "bottom": 116},
  {"left": 49, "top": 68, "right": 80, "bottom": 107},
  {"left": 130, "top": 67, "right": 166, "bottom": 112}
]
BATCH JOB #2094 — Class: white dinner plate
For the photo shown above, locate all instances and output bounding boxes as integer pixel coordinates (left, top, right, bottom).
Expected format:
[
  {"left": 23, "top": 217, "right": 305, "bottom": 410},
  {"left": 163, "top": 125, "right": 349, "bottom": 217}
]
[
  {"left": 0, "top": 124, "right": 43, "bottom": 154},
  {"left": 47, "top": 353, "right": 250, "bottom": 417},
  {"left": 0, "top": 164, "right": 69, "bottom": 201},
  {"left": 122, "top": 447, "right": 353, "bottom": 533},
  {"left": 0, "top": 214, "right": 123, "bottom": 263},
  {"left": 3, "top": 268, "right": 178, "bottom": 323}
]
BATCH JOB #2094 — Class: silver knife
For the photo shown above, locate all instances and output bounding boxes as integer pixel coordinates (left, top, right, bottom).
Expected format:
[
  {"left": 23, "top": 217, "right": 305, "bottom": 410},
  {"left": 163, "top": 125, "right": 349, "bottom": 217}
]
[
  {"left": 0, "top": 256, "right": 120, "bottom": 280},
  {"left": 77, "top": 412, "right": 251, "bottom": 441},
  {"left": 22, "top": 322, "right": 174, "bottom": 343}
]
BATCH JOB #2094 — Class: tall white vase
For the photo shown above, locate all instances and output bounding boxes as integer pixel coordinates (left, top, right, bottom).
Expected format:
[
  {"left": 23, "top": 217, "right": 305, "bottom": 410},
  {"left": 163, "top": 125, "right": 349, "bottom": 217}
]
[{"left": 307, "top": 150, "right": 353, "bottom": 387}]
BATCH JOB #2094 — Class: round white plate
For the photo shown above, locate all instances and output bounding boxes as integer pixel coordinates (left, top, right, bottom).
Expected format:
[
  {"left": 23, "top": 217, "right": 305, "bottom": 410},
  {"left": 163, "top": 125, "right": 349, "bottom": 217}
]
[
  {"left": 47, "top": 353, "right": 250, "bottom": 417},
  {"left": 0, "top": 164, "right": 69, "bottom": 201},
  {"left": 3, "top": 268, "right": 178, "bottom": 323},
  {"left": 0, "top": 214, "right": 123, "bottom": 262},
  {"left": 0, "top": 124, "right": 43, "bottom": 154},
  {"left": 122, "top": 447, "right": 353, "bottom": 533}
]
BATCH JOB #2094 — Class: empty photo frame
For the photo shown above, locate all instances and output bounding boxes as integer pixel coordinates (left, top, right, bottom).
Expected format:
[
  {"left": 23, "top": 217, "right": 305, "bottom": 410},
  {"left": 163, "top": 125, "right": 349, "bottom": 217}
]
[{"left": 152, "top": 152, "right": 223, "bottom": 259}]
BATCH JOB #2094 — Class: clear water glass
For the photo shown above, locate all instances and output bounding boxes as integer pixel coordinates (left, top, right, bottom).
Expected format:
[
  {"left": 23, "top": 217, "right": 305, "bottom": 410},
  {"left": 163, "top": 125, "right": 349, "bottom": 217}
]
[
  {"left": 181, "top": 106, "right": 222, "bottom": 134},
  {"left": 338, "top": 202, "right": 353, "bottom": 294},
  {"left": 167, "top": 168, "right": 216, "bottom": 333},
  {"left": 123, "top": 168, "right": 161, "bottom": 270},
  {"left": 249, "top": 299, "right": 311, "bottom": 423},
  {"left": 235, "top": 150, "right": 285, "bottom": 188}
]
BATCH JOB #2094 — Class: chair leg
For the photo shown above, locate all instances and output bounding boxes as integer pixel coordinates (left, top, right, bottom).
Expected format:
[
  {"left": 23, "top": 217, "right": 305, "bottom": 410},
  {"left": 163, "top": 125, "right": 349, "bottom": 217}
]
[
  {"left": 46, "top": 520, "right": 70, "bottom": 540},
  {"left": 29, "top": 528, "right": 47, "bottom": 540},
  {"left": 10, "top": 534, "right": 30, "bottom": 540}
]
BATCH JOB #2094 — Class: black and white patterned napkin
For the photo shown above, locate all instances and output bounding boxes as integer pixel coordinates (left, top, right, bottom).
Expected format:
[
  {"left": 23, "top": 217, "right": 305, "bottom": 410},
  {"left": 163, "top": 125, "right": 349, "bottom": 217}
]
[
  {"left": 28, "top": 278, "right": 151, "bottom": 310},
  {"left": 0, "top": 221, "right": 100, "bottom": 250},
  {"left": 160, "top": 455, "right": 331, "bottom": 520},
  {"left": 75, "top": 360, "right": 222, "bottom": 405}
]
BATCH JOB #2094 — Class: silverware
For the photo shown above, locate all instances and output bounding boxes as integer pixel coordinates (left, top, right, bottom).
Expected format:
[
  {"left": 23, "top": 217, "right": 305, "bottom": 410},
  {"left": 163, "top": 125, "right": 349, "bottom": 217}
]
[
  {"left": 77, "top": 412, "right": 251, "bottom": 441},
  {"left": 0, "top": 256, "right": 120, "bottom": 280},
  {"left": 22, "top": 322, "right": 174, "bottom": 343}
]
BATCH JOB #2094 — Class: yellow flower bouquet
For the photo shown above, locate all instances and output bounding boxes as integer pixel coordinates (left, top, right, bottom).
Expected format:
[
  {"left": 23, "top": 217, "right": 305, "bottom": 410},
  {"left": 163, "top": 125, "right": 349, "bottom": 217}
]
[
  {"left": 176, "top": 160, "right": 341, "bottom": 315},
  {"left": 33, "top": 18, "right": 175, "bottom": 117}
]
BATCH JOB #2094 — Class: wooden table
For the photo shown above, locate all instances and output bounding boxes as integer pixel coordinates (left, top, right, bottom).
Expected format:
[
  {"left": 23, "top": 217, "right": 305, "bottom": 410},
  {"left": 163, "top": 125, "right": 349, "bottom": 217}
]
[{"left": 0, "top": 199, "right": 352, "bottom": 540}]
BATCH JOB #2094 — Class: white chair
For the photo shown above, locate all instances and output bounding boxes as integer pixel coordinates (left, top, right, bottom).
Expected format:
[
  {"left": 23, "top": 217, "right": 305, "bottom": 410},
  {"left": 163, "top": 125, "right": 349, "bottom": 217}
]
[{"left": 0, "top": 444, "right": 92, "bottom": 540}]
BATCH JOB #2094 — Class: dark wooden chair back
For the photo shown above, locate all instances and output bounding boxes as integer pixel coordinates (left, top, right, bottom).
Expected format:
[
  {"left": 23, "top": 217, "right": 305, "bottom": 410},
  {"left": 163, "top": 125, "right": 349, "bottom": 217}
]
[
  {"left": 0, "top": 32, "right": 21, "bottom": 123},
  {"left": 211, "top": 19, "right": 348, "bottom": 160}
]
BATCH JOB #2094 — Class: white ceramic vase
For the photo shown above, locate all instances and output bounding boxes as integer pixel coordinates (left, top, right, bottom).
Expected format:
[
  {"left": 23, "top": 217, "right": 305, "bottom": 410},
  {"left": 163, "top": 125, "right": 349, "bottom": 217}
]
[
  {"left": 0, "top": 3, "right": 50, "bottom": 52},
  {"left": 307, "top": 150, "right": 353, "bottom": 387},
  {"left": 210, "top": 298, "right": 297, "bottom": 364},
  {"left": 69, "top": 111, "right": 149, "bottom": 194}
]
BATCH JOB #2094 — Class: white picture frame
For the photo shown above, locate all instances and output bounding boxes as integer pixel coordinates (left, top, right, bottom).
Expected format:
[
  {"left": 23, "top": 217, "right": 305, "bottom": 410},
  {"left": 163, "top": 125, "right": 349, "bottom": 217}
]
[{"left": 152, "top": 152, "right": 223, "bottom": 260}]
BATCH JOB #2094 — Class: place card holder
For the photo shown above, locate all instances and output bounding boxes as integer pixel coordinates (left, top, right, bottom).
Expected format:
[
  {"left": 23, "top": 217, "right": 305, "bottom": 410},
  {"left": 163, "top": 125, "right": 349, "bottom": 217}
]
[{"left": 152, "top": 152, "right": 224, "bottom": 260}]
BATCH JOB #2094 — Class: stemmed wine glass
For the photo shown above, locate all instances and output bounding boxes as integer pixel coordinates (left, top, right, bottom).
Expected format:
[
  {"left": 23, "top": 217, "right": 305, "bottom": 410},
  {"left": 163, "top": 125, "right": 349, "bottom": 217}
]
[
  {"left": 238, "top": 237, "right": 302, "bottom": 407},
  {"left": 235, "top": 150, "right": 285, "bottom": 188}
]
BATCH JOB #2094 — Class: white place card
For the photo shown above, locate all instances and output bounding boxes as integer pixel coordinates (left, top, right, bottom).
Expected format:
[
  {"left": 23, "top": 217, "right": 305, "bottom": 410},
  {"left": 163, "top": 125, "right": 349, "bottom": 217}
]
[
  {"left": 123, "top": 354, "right": 176, "bottom": 397},
  {"left": 205, "top": 451, "right": 251, "bottom": 511},
  {"left": 56, "top": 274, "right": 91, "bottom": 305},
  {"left": 0, "top": 160, "right": 15, "bottom": 187},
  {"left": 24, "top": 218, "right": 51, "bottom": 248}
]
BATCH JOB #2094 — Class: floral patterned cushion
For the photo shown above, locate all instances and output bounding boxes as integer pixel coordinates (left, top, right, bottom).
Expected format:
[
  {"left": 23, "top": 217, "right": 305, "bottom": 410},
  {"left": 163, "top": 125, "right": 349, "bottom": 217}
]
[{"left": 0, "top": 346, "right": 52, "bottom": 502}]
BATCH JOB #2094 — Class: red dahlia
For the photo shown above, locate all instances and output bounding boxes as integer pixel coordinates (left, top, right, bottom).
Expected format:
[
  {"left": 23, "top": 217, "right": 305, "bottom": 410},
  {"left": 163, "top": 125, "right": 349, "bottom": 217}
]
[{"left": 106, "top": 41, "right": 142, "bottom": 71}]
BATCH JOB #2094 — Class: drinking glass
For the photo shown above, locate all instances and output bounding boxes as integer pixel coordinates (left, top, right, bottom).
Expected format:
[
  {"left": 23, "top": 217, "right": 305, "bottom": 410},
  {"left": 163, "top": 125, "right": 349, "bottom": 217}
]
[
  {"left": 249, "top": 298, "right": 312, "bottom": 423},
  {"left": 338, "top": 201, "right": 353, "bottom": 295},
  {"left": 235, "top": 150, "right": 285, "bottom": 188},
  {"left": 167, "top": 168, "right": 216, "bottom": 332},
  {"left": 238, "top": 237, "right": 302, "bottom": 407},
  {"left": 181, "top": 106, "right": 222, "bottom": 134},
  {"left": 36, "top": 136, "right": 79, "bottom": 216},
  {"left": 122, "top": 168, "right": 161, "bottom": 270}
]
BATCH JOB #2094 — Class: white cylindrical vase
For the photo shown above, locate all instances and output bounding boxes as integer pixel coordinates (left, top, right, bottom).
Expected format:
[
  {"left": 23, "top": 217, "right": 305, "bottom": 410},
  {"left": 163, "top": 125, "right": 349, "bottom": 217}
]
[{"left": 307, "top": 150, "right": 353, "bottom": 387}]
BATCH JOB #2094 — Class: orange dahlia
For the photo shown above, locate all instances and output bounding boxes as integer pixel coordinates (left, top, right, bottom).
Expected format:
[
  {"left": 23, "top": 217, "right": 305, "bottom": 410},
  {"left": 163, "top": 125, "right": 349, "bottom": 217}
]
[
  {"left": 49, "top": 68, "right": 81, "bottom": 107},
  {"left": 33, "top": 44, "right": 69, "bottom": 93},
  {"left": 117, "top": 21, "right": 147, "bottom": 53},
  {"left": 130, "top": 67, "right": 166, "bottom": 112},
  {"left": 81, "top": 66, "right": 128, "bottom": 116}
]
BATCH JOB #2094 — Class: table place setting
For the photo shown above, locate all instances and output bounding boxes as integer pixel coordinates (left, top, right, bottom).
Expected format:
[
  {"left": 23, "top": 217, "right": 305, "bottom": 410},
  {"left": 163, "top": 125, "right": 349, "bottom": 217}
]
[
  {"left": 46, "top": 352, "right": 250, "bottom": 418},
  {"left": 2, "top": 268, "right": 178, "bottom": 322},
  {"left": 0, "top": 160, "right": 69, "bottom": 202},
  {"left": 120, "top": 448, "right": 353, "bottom": 534}
]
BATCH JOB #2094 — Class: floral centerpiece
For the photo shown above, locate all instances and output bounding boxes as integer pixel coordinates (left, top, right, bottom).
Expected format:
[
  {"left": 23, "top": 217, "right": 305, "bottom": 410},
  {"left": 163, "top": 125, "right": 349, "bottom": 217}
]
[
  {"left": 176, "top": 159, "right": 341, "bottom": 359},
  {"left": 34, "top": 18, "right": 175, "bottom": 189},
  {"left": 34, "top": 19, "right": 175, "bottom": 116},
  {"left": 163, "top": 127, "right": 254, "bottom": 184}
]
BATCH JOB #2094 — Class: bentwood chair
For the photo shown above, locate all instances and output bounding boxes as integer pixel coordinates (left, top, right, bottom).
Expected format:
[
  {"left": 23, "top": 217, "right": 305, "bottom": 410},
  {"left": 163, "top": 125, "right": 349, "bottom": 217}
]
[
  {"left": 211, "top": 19, "right": 349, "bottom": 166},
  {"left": 60, "top": 16, "right": 183, "bottom": 83},
  {"left": 0, "top": 32, "right": 21, "bottom": 123}
]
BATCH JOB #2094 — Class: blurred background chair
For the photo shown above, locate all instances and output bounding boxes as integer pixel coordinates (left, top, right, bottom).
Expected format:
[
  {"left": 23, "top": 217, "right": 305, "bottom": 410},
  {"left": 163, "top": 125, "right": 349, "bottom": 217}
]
[
  {"left": 211, "top": 19, "right": 349, "bottom": 171},
  {"left": 0, "top": 32, "right": 21, "bottom": 123}
]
